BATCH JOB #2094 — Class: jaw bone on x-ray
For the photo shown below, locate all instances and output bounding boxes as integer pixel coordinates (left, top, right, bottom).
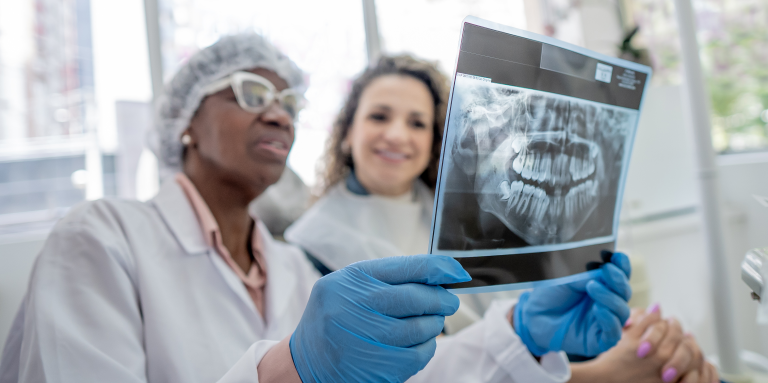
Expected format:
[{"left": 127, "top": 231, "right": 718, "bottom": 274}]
[{"left": 451, "top": 79, "right": 634, "bottom": 246}]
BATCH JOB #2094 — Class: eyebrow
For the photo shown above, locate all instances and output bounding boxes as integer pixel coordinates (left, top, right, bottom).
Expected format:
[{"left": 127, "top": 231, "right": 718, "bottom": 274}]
[
  {"left": 371, "top": 104, "right": 392, "bottom": 111},
  {"left": 371, "top": 104, "right": 426, "bottom": 117}
]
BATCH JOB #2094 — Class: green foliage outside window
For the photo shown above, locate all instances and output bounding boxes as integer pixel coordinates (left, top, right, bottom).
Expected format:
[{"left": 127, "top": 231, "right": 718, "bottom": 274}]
[{"left": 624, "top": 0, "right": 768, "bottom": 152}]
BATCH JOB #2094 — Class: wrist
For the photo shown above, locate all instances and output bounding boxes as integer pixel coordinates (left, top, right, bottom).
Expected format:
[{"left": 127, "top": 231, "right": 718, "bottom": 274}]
[
  {"left": 568, "top": 360, "right": 607, "bottom": 383},
  {"left": 257, "top": 335, "right": 302, "bottom": 383}
]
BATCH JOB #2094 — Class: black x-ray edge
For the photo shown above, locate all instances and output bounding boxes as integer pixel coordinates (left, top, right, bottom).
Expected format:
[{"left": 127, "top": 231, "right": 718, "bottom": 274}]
[{"left": 428, "top": 16, "right": 652, "bottom": 293}]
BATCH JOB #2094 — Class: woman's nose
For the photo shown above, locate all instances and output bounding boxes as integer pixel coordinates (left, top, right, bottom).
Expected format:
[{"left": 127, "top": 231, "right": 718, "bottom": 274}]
[
  {"left": 259, "top": 101, "right": 293, "bottom": 130},
  {"left": 382, "top": 119, "right": 409, "bottom": 143}
]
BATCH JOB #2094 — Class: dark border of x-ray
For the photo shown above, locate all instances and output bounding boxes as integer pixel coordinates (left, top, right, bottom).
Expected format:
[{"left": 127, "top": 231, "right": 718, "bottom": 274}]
[{"left": 428, "top": 16, "right": 653, "bottom": 293}]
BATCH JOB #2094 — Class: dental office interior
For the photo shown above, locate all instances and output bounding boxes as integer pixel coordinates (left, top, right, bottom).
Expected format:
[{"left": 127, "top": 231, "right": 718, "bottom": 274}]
[{"left": 0, "top": 0, "right": 767, "bottom": 380}]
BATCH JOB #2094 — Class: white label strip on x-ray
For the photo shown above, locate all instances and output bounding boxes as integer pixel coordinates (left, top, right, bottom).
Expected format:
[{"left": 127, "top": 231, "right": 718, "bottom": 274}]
[
  {"left": 457, "top": 73, "right": 491, "bottom": 82},
  {"left": 595, "top": 63, "right": 613, "bottom": 83}
]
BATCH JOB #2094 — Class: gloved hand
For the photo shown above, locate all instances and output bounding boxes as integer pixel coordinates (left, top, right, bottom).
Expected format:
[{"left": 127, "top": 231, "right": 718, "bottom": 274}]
[
  {"left": 514, "top": 251, "right": 632, "bottom": 357},
  {"left": 290, "top": 254, "right": 471, "bottom": 383}
]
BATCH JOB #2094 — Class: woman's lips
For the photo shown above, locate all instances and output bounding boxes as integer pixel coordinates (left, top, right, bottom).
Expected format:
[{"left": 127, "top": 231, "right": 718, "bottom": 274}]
[
  {"left": 374, "top": 149, "right": 409, "bottom": 163},
  {"left": 256, "top": 139, "right": 290, "bottom": 158}
]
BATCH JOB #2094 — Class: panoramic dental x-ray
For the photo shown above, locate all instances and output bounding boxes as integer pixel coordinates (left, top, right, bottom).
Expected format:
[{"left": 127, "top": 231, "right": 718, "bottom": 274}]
[{"left": 430, "top": 18, "right": 650, "bottom": 292}]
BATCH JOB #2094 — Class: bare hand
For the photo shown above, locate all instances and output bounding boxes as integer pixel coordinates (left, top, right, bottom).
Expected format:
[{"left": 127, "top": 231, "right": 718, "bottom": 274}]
[
  {"left": 570, "top": 307, "right": 719, "bottom": 383},
  {"left": 629, "top": 307, "right": 719, "bottom": 383}
]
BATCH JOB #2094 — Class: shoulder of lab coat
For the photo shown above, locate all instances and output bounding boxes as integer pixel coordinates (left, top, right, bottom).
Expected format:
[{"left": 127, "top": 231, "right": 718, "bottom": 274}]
[
  {"left": 408, "top": 299, "right": 571, "bottom": 383},
  {"left": 2, "top": 180, "right": 319, "bottom": 383}
]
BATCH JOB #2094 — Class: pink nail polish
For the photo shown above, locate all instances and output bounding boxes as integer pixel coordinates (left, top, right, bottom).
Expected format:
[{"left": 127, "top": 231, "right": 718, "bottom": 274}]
[
  {"left": 662, "top": 367, "right": 677, "bottom": 382},
  {"left": 647, "top": 303, "right": 660, "bottom": 314},
  {"left": 624, "top": 318, "right": 633, "bottom": 328},
  {"left": 637, "top": 341, "right": 651, "bottom": 358}
]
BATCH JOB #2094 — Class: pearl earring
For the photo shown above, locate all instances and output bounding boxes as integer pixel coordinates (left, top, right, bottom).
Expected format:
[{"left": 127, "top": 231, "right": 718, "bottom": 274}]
[{"left": 181, "top": 134, "right": 192, "bottom": 146}]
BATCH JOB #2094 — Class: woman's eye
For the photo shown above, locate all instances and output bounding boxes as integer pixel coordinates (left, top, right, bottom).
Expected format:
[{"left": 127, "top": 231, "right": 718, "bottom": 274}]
[
  {"left": 411, "top": 120, "right": 427, "bottom": 129},
  {"left": 369, "top": 113, "right": 387, "bottom": 122}
]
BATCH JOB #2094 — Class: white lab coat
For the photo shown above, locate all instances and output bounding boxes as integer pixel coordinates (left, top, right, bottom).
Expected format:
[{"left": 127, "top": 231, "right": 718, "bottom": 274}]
[{"left": 1, "top": 180, "right": 570, "bottom": 383}]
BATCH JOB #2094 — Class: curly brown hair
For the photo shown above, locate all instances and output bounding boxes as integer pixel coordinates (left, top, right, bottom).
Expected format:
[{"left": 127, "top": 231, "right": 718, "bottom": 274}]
[{"left": 318, "top": 54, "right": 450, "bottom": 194}]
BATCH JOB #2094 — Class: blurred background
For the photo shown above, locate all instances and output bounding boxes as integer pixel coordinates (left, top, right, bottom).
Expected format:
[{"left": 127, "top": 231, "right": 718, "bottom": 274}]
[{"left": 1, "top": 0, "right": 767, "bottom": 375}]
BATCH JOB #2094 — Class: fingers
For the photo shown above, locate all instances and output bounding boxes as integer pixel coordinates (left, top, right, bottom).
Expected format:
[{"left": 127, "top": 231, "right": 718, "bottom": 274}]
[
  {"left": 680, "top": 369, "right": 700, "bottom": 383},
  {"left": 680, "top": 360, "right": 717, "bottom": 383},
  {"left": 626, "top": 307, "right": 644, "bottom": 326},
  {"left": 586, "top": 279, "right": 631, "bottom": 324},
  {"left": 407, "top": 337, "right": 438, "bottom": 369},
  {"left": 593, "top": 304, "right": 623, "bottom": 352},
  {"left": 608, "top": 251, "right": 632, "bottom": 279},
  {"left": 352, "top": 254, "right": 471, "bottom": 286},
  {"left": 705, "top": 362, "right": 719, "bottom": 383},
  {"left": 625, "top": 304, "right": 663, "bottom": 339},
  {"left": 369, "top": 283, "right": 460, "bottom": 317},
  {"left": 698, "top": 362, "right": 711, "bottom": 383},
  {"left": 662, "top": 334, "right": 705, "bottom": 382},
  {"left": 600, "top": 262, "right": 632, "bottom": 301},
  {"left": 652, "top": 317, "right": 684, "bottom": 376},
  {"left": 637, "top": 312, "right": 669, "bottom": 358},
  {"left": 385, "top": 315, "right": 446, "bottom": 348}
]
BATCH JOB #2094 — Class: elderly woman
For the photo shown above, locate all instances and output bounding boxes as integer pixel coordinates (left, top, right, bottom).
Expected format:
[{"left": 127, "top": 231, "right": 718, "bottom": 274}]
[{"left": 0, "top": 34, "right": 631, "bottom": 383}]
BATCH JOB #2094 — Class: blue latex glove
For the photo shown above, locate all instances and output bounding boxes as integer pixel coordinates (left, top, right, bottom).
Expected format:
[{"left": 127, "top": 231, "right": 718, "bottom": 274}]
[
  {"left": 514, "top": 251, "right": 632, "bottom": 357},
  {"left": 290, "top": 254, "right": 471, "bottom": 383}
]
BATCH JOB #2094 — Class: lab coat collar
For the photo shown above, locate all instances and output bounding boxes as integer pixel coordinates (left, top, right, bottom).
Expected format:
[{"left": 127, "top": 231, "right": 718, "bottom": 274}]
[
  {"left": 151, "top": 179, "right": 210, "bottom": 255},
  {"left": 152, "top": 179, "right": 297, "bottom": 327}
]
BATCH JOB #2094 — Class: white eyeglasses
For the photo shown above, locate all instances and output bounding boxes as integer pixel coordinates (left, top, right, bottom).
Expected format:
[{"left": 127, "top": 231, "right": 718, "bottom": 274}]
[{"left": 202, "top": 71, "right": 305, "bottom": 119}]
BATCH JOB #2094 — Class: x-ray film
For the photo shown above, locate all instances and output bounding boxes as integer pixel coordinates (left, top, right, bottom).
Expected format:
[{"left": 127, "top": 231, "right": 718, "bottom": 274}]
[{"left": 429, "top": 17, "right": 652, "bottom": 293}]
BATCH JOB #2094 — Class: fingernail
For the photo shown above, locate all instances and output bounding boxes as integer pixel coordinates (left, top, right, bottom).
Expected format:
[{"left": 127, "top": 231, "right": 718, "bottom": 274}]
[
  {"left": 637, "top": 341, "right": 651, "bottom": 358},
  {"left": 662, "top": 367, "right": 677, "bottom": 382},
  {"left": 624, "top": 318, "right": 633, "bottom": 328},
  {"left": 647, "top": 303, "right": 660, "bottom": 314}
]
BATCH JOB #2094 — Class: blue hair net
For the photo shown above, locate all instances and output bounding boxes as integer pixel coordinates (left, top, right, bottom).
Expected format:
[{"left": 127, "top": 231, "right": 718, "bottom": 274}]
[{"left": 149, "top": 33, "right": 305, "bottom": 176}]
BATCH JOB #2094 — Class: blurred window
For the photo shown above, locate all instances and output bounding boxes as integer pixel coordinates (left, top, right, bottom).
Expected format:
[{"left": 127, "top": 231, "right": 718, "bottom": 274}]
[
  {"left": 0, "top": 0, "right": 115, "bottom": 236},
  {"left": 375, "top": 0, "right": 528, "bottom": 74},
  {"left": 622, "top": 0, "right": 768, "bottom": 153}
]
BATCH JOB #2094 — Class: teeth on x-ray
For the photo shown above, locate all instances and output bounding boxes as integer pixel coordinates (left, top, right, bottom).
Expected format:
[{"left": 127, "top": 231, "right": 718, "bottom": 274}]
[
  {"left": 512, "top": 152, "right": 596, "bottom": 183},
  {"left": 454, "top": 79, "right": 633, "bottom": 245},
  {"left": 500, "top": 179, "right": 596, "bottom": 226}
]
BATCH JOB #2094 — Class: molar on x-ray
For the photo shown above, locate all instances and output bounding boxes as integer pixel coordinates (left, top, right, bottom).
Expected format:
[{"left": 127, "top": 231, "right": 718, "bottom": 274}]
[{"left": 447, "top": 78, "right": 634, "bottom": 247}]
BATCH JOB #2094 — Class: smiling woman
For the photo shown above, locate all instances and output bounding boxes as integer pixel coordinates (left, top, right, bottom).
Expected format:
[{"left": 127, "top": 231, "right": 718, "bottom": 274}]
[
  {"left": 343, "top": 74, "right": 435, "bottom": 196},
  {"left": 318, "top": 55, "right": 448, "bottom": 197}
]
